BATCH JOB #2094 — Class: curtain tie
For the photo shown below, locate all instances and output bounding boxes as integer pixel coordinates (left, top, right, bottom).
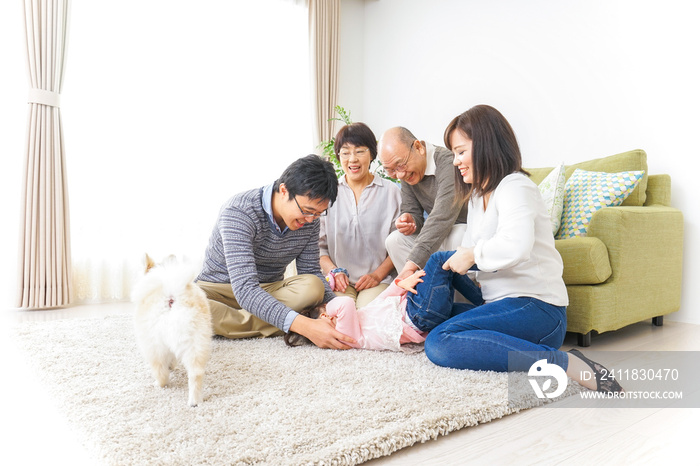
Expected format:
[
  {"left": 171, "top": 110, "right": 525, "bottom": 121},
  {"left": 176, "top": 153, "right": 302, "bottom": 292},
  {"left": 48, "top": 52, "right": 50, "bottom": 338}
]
[{"left": 28, "top": 88, "right": 61, "bottom": 107}]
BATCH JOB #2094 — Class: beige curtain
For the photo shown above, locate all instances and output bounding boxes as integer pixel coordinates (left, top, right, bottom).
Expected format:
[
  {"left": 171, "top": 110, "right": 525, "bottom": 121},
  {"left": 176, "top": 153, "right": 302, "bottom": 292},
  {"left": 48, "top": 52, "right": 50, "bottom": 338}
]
[
  {"left": 17, "top": 0, "right": 72, "bottom": 308},
  {"left": 308, "top": 0, "right": 341, "bottom": 149}
]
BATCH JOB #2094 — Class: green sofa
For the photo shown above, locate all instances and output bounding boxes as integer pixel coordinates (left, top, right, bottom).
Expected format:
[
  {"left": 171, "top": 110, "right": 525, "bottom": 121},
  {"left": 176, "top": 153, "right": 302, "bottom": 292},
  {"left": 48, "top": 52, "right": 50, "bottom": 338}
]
[{"left": 527, "top": 149, "right": 684, "bottom": 346}]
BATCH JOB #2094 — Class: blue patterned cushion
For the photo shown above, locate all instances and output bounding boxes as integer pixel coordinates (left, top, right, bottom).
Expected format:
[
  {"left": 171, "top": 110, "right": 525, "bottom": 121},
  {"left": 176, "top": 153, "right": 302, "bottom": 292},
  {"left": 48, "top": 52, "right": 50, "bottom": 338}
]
[{"left": 557, "top": 169, "right": 645, "bottom": 239}]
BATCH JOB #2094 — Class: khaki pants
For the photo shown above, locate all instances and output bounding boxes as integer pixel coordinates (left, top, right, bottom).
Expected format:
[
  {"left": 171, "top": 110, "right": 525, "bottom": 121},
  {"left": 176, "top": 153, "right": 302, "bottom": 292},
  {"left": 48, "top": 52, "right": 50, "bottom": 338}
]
[
  {"left": 333, "top": 283, "right": 388, "bottom": 309},
  {"left": 197, "top": 274, "right": 325, "bottom": 339}
]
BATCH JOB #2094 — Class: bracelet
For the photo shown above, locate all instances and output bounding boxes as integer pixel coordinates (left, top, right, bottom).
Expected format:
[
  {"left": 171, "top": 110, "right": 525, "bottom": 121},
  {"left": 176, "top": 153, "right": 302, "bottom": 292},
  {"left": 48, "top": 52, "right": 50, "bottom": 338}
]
[{"left": 330, "top": 267, "right": 348, "bottom": 276}]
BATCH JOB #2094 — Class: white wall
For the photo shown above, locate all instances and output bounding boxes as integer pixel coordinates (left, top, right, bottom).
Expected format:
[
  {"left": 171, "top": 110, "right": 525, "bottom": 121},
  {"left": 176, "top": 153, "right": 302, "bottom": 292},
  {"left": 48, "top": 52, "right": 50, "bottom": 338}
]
[{"left": 340, "top": 0, "right": 699, "bottom": 324}]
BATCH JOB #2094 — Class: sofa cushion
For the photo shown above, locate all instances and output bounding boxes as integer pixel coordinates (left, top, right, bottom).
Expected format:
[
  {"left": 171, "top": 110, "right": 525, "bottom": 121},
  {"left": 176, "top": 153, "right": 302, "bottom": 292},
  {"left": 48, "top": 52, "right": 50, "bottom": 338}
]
[
  {"left": 537, "top": 163, "right": 566, "bottom": 236},
  {"left": 527, "top": 167, "right": 554, "bottom": 185},
  {"left": 557, "top": 169, "right": 644, "bottom": 239},
  {"left": 526, "top": 149, "right": 649, "bottom": 206},
  {"left": 564, "top": 149, "right": 648, "bottom": 206},
  {"left": 554, "top": 236, "right": 612, "bottom": 285}
]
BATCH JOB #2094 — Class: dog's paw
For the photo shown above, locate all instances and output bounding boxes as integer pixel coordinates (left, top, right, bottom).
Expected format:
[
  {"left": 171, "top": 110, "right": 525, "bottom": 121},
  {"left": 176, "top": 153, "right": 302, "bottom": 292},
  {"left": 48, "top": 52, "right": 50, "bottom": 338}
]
[
  {"left": 154, "top": 379, "right": 168, "bottom": 388},
  {"left": 188, "top": 397, "right": 201, "bottom": 407}
]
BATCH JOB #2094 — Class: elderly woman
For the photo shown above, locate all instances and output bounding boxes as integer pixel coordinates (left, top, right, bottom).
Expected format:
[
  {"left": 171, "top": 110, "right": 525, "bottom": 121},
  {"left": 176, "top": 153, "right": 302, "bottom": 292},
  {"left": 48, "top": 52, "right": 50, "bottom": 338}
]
[{"left": 320, "top": 122, "right": 402, "bottom": 308}]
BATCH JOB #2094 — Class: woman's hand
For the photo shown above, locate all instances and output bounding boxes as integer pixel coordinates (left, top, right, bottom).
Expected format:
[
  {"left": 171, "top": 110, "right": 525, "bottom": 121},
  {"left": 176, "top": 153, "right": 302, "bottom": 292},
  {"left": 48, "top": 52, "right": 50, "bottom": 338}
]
[
  {"left": 397, "top": 269, "right": 426, "bottom": 294},
  {"left": 333, "top": 271, "right": 350, "bottom": 292},
  {"left": 442, "top": 247, "right": 475, "bottom": 275},
  {"left": 395, "top": 213, "right": 417, "bottom": 235},
  {"left": 355, "top": 272, "right": 380, "bottom": 291}
]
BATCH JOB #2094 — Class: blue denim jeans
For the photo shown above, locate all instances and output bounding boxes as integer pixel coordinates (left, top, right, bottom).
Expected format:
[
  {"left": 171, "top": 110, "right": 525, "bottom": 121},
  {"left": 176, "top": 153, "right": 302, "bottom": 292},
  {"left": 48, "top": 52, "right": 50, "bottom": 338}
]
[{"left": 406, "top": 251, "right": 569, "bottom": 372}]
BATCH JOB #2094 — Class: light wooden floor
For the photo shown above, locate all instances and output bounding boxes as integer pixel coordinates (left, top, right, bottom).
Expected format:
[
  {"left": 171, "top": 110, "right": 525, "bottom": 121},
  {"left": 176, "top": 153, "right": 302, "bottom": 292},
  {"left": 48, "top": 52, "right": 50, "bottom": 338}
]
[{"left": 3, "top": 303, "right": 699, "bottom": 465}]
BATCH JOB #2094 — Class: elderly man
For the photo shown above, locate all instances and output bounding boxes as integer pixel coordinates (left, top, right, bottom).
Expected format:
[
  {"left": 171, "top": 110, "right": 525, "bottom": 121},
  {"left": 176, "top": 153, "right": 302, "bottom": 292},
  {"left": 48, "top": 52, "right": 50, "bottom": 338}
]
[{"left": 378, "top": 127, "right": 468, "bottom": 279}]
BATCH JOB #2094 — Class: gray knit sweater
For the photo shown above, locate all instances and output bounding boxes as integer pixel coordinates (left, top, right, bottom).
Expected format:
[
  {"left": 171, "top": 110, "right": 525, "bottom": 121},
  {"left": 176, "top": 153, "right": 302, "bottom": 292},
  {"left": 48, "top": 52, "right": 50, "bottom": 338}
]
[
  {"left": 197, "top": 187, "right": 335, "bottom": 330},
  {"left": 402, "top": 145, "right": 468, "bottom": 267}
]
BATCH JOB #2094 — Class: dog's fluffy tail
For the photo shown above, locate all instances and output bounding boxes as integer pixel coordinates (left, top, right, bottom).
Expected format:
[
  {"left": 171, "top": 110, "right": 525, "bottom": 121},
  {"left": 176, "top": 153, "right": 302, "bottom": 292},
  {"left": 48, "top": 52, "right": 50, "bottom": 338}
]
[{"left": 131, "top": 255, "right": 198, "bottom": 303}]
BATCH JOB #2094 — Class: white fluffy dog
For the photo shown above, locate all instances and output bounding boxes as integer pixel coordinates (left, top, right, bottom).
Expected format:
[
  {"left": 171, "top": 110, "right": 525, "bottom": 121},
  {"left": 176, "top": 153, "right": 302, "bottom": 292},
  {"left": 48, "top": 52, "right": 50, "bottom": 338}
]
[{"left": 131, "top": 254, "right": 212, "bottom": 407}]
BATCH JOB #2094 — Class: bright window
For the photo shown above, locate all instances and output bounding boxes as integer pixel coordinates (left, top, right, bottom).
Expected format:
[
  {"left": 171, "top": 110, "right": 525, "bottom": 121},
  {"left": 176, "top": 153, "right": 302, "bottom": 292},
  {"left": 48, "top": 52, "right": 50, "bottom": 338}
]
[{"left": 63, "top": 0, "right": 311, "bottom": 302}]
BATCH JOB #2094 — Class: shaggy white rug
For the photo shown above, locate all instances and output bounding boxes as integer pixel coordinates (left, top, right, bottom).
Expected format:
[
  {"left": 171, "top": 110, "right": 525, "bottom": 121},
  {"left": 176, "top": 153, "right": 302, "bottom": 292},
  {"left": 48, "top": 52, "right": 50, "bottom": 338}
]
[{"left": 11, "top": 314, "right": 579, "bottom": 465}]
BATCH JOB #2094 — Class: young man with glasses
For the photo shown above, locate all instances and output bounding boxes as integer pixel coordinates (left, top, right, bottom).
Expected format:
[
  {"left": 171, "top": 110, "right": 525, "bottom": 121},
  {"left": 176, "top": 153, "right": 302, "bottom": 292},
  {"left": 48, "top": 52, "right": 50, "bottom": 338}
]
[
  {"left": 196, "top": 155, "right": 356, "bottom": 349},
  {"left": 378, "top": 127, "right": 468, "bottom": 280}
]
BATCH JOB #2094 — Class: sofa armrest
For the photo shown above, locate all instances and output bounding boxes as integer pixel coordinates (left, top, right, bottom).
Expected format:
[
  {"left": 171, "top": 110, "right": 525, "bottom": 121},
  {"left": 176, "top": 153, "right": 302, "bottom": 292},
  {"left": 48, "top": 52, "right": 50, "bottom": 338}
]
[
  {"left": 587, "top": 205, "right": 684, "bottom": 285},
  {"left": 645, "top": 174, "right": 671, "bottom": 207},
  {"left": 555, "top": 237, "right": 612, "bottom": 285}
]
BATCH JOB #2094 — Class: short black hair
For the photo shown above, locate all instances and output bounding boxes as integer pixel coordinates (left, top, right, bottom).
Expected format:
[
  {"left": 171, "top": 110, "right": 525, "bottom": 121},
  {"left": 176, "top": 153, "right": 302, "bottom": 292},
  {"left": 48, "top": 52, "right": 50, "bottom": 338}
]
[
  {"left": 273, "top": 154, "right": 338, "bottom": 204},
  {"left": 333, "top": 122, "right": 378, "bottom": 163}
]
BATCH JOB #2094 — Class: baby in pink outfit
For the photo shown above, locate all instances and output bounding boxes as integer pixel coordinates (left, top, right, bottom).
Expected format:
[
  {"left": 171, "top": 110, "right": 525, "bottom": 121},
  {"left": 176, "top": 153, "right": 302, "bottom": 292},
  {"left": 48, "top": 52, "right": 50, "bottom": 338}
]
[{"left": 321, "top": 270, "right": 427, "bottom": 351}]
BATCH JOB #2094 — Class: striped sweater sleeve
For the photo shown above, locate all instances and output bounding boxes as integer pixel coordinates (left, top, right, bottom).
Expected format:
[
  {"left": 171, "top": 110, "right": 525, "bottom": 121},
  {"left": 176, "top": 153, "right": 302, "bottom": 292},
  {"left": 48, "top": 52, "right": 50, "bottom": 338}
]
[{"left": 219, "top": 205, "right": 294, "bottom": 331}]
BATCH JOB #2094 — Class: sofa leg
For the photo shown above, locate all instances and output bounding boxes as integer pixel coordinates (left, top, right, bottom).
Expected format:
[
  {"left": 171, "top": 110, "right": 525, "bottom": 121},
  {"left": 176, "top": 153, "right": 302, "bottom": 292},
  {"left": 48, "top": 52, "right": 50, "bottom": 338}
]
[
  {"left": 652, "top": 316, "right": 664, "bottom": 327},
  {"left": 577, "top": 332, "right": 592, "bottom": 347}
]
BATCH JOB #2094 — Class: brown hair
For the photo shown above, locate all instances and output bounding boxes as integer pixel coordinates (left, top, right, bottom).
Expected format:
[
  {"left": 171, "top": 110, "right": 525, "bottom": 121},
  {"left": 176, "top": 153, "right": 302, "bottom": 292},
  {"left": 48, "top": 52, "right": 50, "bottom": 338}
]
[
  {"left": 443, "top": 105, "right": 529, "bottom": 201},
  {"left": 333, "top": 122, "right": 378, "bottom": 163}
]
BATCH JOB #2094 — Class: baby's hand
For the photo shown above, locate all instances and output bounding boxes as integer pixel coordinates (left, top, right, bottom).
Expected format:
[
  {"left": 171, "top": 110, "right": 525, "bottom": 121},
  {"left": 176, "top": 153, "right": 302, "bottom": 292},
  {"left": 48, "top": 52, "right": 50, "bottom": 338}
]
[
  {"left": 398, "top": 269, "right": 425, "bottom": 294},
  {"left": 320, "top": 313, "right": 337, "bottom": 327}
]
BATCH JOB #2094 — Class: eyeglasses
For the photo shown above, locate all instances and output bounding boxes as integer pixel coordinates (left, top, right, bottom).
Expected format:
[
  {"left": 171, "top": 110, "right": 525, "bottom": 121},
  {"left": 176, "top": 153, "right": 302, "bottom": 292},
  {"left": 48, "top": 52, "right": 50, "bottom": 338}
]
[
  {"left": 383, "top": 142, "right": 414, "bottom": 177},
  {"left": 338, "top": 148, "right": 370, "bottom": 159},
  {"left": 293, "top": 196, "right": 327, "bottom": 219}
]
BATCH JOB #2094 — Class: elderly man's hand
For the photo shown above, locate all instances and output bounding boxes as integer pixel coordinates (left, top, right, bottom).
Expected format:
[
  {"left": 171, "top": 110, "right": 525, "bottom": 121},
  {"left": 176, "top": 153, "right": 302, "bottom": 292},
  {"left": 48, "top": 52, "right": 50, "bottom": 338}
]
[
  {"left": 396, "top": 261, "right": 420, "bottom": 280},
  {"left": 395, "top": 213, "right": 417, "bottom": 235}
]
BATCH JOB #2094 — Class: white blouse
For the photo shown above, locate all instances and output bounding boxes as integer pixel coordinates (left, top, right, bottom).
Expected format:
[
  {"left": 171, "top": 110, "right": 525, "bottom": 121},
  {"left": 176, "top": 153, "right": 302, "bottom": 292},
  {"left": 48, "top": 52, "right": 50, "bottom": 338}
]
[
  {"left": 320, "top": 173, "right": 402, "bottom": 285},
  {"left": 462, "top": 173, "right": 569, "bottom": 306}
]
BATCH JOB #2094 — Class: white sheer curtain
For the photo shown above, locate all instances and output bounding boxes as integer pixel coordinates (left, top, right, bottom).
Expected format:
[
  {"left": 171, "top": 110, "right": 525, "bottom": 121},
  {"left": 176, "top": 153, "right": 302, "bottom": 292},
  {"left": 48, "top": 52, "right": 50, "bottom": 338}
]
[
  {"left": 64, "top": 0, "right": 312, "bottom": 303},
  {"left": 17, "top": 0, "right": 72, "bottom": 309}
]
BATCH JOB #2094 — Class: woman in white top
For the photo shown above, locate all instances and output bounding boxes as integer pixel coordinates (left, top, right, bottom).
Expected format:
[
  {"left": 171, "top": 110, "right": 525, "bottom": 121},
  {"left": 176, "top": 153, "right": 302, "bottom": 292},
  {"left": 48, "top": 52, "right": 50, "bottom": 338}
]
[
  {"left": 421, "top": 105, "right": 622, "bottom": 393},
  {"left": 320, "top": 123, "right": 402, "bottom": 308}
]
